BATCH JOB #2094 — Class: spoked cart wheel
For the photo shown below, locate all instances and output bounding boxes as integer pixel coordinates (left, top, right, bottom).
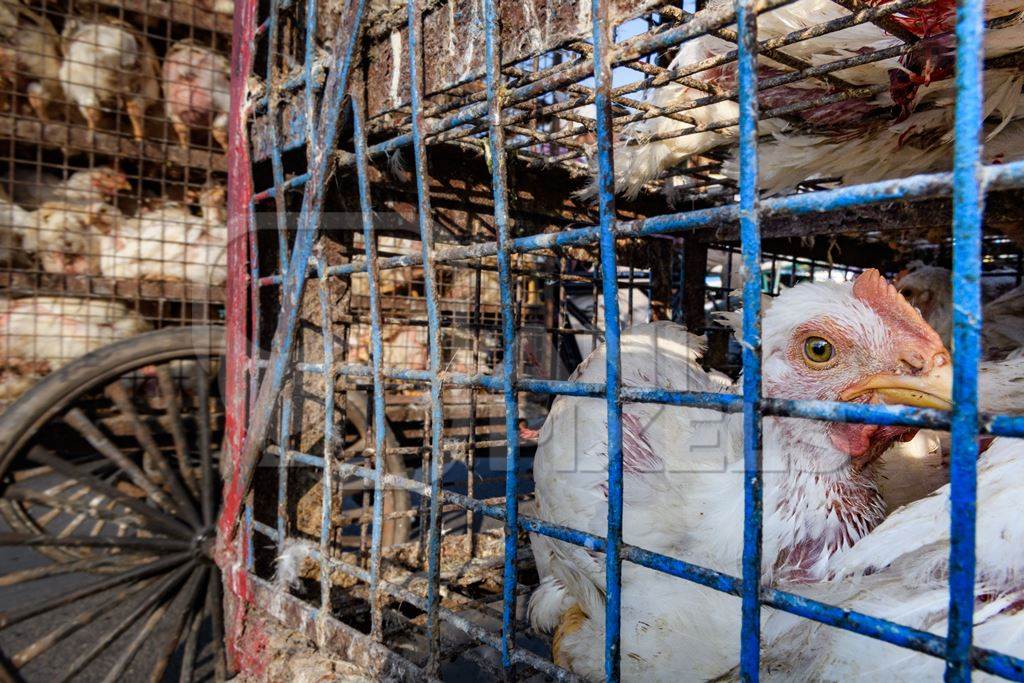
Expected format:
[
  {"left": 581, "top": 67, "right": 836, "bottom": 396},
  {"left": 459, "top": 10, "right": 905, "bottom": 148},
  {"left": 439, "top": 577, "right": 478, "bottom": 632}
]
[{"left": 0, "top": 326, "right": 227, "bottom": 682}]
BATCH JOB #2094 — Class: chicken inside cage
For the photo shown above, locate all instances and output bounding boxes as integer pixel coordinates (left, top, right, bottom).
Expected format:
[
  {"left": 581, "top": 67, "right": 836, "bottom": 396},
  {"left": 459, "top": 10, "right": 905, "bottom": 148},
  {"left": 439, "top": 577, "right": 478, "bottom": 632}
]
[
  {"left": 226, "top": 0, "right": 1024, "bottom": 677},
  {"left": 0, "top": 0, "right": 230, "bottom": 405},
  {"left": 2, "top": 0, "right": 1024, "bottom": 678}
]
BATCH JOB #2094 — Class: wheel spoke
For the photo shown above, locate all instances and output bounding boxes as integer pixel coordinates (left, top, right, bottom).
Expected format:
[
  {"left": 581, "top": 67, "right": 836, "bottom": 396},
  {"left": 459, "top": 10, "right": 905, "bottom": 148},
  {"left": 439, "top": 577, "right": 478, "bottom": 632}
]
[
  {"left": 156, "top": 366, "right": 199, "bottom": 496},
  {"left": 0, "top": 651, "right": 18, "bottom": 683},
  {"left": 193, "top": 363, "right": 215, "bottom": 528},
  {"left": 177, "top": 594, "right": 204, "bottom": 683},
  {"left": 11, "top": 576, "right": 156, "bottom": 668},
  {"left": 0, "top": 552, "right": 190, "bottom": 630},
  {"left": 58, "top": 562, "right": 193, "bottom": 680},
  {"left": 105, "top": 381, "right": 202, "bottom": 529},
  {"left": 0, "top": 532, "right": 189, "bottom": 552},
  {"left": 97, "top": 596, "right": 173, "bottom": 683},
  {"left": 26, "top": 448, "right": 193, "bottom": 540},
  {"left": 207, "top": 566, "right": 227, "bottom": 681},
  {"left": 5, "top": 489, "right": 144, "bottom": 530},
  {"left": 63, "top": 408, "right": 178, "bottom": 518},
  {"left": 0, "top": 554, "right": 137, "bottom": 588},
  {"left": 148, "top": 566, "right": 208, "bottom": 683}
]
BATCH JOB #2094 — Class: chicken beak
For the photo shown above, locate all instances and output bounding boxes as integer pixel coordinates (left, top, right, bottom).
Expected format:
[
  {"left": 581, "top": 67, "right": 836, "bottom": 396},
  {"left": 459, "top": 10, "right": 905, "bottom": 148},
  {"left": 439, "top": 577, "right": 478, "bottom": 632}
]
[{"left": 841, "top": 361, "right": 952, "bottom": 410}]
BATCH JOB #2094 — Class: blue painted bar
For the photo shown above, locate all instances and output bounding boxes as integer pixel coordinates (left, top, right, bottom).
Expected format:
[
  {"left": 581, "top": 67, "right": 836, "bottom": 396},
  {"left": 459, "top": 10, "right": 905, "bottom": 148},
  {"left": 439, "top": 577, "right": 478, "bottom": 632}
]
[
  {"left": 405, "top": 0, "right": 448, "bottom": 672},
  {"left": 589, "top": 0, "right": 624, "bottom": 678},
  {"left": 482, "top": 0, "right": 524, "bottom": 673},
  {"left": 735, "top": 0, "right": 763, "bottom": 678},
  {"left": 256, "top": 449, "right": 1024, "bottom": 682},
  {"left": 316, "top": 255, "right": 337, "bottom": 620},
  {"left": 946, "top": 0, "right": 986, "bottom": 679},
  {"left": 252, "top": 172, "right": 311, "bottom": 203},
  {"left": 302, "top": 161, "right": 1024, "bottom": 282},
  {"left": 231, "top": 0, "right": 368, "bottom": 539},
  {"left": 275, "top": 392, "right": 293, "bottom": 575},
  {"left": 351, "top": 96, "right": 390, "bottom": 641}
]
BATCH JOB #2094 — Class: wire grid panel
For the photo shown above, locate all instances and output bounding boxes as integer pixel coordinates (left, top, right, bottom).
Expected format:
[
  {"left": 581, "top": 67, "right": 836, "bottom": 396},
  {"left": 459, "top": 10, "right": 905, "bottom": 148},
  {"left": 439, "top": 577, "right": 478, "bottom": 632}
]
[
  {"left": 227, "top": 0, "right": 1024, "bottom": 680},
  {"left": 0, "top": 0, "right": 230, "bottom": 408}
]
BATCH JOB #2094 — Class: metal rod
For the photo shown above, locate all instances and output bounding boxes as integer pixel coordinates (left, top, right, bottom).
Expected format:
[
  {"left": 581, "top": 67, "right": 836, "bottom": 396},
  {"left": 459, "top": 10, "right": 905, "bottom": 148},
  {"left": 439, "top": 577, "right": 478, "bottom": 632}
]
[
  {"left": 483, "top": 0, "right": 523, "bottom": 675},
  {"left": 946, "top": 0, "right": 985, "bottom": 678},
  {"left": 589, "top": 0, "right": 624, "bottom": 677},
  {"left": 736, "top": 0, "right": 764, "bottom": 678},
  {"left": 351, "top": 95, "right": 389, "bottom": 642},
  {"left": 0, "top": 533, "right": 189, "bottom": 552},
  {"left": 406, "top": 0, "right": 447, "bottom": 671},
  {"left": 224, "top": 0, "right": 369, "bottom": 541},
  {"left": 177, "top": 597, "right": 203, "bottom": 683},
  {"left": 207, "top": 568, "right": 228, "bottom": 681}
]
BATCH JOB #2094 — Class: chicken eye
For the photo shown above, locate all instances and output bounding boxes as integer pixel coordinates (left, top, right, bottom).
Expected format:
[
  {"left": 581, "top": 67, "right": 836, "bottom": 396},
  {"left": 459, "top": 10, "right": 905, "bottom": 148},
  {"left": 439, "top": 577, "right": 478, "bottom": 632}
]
[{"left": 803, "top": 336, "right": 834, "bottom": 365}]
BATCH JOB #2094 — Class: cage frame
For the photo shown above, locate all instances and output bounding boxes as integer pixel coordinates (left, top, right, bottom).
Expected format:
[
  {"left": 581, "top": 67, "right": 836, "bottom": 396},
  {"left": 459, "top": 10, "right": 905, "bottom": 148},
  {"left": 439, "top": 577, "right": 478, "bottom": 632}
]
[{"left": 220, "top": 0, "right": 1024, "bottom": 681}]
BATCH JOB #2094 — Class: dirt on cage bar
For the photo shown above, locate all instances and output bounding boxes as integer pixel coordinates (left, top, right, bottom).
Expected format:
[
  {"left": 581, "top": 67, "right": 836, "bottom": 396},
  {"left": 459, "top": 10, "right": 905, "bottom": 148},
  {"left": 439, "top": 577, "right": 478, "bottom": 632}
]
[{"left": 222, "top": 0, "right": 1024, "bottom": 679}]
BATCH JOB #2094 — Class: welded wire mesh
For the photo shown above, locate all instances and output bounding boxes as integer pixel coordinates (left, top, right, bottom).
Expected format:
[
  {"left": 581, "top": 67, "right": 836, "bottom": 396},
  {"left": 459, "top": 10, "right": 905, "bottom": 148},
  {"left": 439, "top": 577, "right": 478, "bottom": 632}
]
[{"left": 0, "top": 0, "right": 231, "bottom": 406}]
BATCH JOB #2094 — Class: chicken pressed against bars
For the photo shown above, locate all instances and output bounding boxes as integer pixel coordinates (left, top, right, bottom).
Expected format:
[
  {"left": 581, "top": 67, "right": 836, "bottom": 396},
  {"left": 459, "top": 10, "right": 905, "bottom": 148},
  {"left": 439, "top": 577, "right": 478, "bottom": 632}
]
[{"left": 529, "top": 269, "right": 955, "bottom": 680}]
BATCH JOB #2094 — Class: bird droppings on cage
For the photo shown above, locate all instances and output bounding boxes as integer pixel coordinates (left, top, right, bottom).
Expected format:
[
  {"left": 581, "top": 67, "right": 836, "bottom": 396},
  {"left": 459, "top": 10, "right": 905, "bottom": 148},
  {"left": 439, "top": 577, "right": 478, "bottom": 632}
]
[{"left": 0, "top": 0, "right": 230, "bottom": 410}]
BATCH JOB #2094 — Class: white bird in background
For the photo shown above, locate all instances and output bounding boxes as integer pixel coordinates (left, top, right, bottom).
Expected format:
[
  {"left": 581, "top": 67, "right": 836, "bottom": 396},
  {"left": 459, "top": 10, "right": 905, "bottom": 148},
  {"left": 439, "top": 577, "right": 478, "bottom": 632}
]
[
  {"left": 162, "top": 40, "right": 231, "bottom": 150},
  {"left": 31, "top": 200, "right": 121, "bottom": 275},
  {"left": 51, "top": 167, "right": 132, "bottom": 205},
  {"left": 757, "top": 436, "right": 1024, "bottom": 682},
  {"left": 530, "top": 269, "right": 954, "bottom": 680},
  {"left": 0, "top": 0, "right": 62, "bottom": 120},
  {"left": 98, "top": 184, "right": 227, "bottom": 285},
  {"left": 0, "top": 167, "right": 131, "bottom": 275},
  {"left": 896, "top": 262, "right": 1024, "bottom": 360},
  {"left": 59, "top": 18, "right": 161, "bottom": 140},
  {"left": 0, "top": 296, "right": 149, "bottom": 400},
  {"left": 607, "top": 0, "right": 1024, "bottom": 198}
]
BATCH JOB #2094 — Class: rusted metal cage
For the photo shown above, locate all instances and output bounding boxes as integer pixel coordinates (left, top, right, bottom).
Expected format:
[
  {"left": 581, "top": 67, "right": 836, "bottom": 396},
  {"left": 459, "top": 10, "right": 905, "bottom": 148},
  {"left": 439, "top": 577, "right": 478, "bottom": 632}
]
[
  {"left": 221, "top": 0, "right": 1024, "bottom": 680},
  {"left": 0, "top": 0, "right": 232, "bottom": 407}
]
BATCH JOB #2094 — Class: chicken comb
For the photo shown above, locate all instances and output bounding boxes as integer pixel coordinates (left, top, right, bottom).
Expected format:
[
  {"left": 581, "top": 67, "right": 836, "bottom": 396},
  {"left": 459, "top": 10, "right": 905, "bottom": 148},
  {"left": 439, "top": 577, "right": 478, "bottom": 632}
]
[{"left": 852, "top": 268, "right": 944, "bottom": 348}]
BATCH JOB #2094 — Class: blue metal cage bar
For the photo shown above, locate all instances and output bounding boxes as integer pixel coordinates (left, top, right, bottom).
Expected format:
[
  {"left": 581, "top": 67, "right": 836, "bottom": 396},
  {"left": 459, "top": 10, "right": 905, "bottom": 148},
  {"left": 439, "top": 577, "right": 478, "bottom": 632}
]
[{"left": 233, "top": 0, "right": 1024, "bottom": 679}]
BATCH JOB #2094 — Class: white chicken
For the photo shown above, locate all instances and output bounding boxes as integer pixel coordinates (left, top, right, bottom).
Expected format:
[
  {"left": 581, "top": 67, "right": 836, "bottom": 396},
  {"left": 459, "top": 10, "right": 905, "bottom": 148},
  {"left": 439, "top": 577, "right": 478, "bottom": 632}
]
[
  {"left": 50, "top": 166, "right": 132, "bottom": 205},
  {"left": 196, "top": 0, "right": 235, "bottom": 14},
  {"left": 98, "top": 184, "right": 227, "bottom": 285},
  {"left": 546, "top": 437, "right": 1024, "bottom": 681},
  {"left": 0, "top": 296, "right": 149, "bottom": 400},
  {"left": 162, "top": 40, "right": 231, "bottom": 150},
  {"left": 0, "top": 0, "right": 61, "bottom": 120},
  {"left": 530, "top": 269, "right": 953, "bottom": 679},
  {"left": 0, "top": 187, "right": 31, "bottom": 266},
  {"left": 0, "top": 168, "right": 129, "bottom": 274},
  {"left": 896, "top": 262, "right": 1024, "bottom": 359},
  {"left": 59, "top": 18, "right": 160, "bottom": 140},
  {"left": 607, "top": 0, "right": 1024, "bottom": 198},
  {"left": 29, "top": 200, "right": 121, "bottom": 275},
  {"left": 757, "top": 435, "right": 1024, "bottom": 681}
]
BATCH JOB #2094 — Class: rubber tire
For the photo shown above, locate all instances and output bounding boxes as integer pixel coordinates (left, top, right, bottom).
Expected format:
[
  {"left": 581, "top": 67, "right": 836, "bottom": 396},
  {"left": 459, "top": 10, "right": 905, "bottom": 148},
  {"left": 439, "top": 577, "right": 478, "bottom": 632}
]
[{"left": 0, "top": 325, "right": 225, "bottom": 479}]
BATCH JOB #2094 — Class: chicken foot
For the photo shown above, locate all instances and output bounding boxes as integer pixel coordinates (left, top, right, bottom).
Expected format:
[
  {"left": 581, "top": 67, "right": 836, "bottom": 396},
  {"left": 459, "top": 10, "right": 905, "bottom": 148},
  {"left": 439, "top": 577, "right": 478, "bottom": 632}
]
[{"left": 124, "top": 97, "right": 147, "bottom": 141}]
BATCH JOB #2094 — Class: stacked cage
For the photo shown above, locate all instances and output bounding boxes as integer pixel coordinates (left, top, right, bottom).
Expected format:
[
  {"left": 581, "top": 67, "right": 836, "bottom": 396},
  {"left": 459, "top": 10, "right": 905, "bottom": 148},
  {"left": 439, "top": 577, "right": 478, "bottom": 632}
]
[
  {"left": 228, "top": 0, "right": 1024, "bottom": 680},
  {"left": 0, "top": 0, "right": 232, "bottom": 406}
]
